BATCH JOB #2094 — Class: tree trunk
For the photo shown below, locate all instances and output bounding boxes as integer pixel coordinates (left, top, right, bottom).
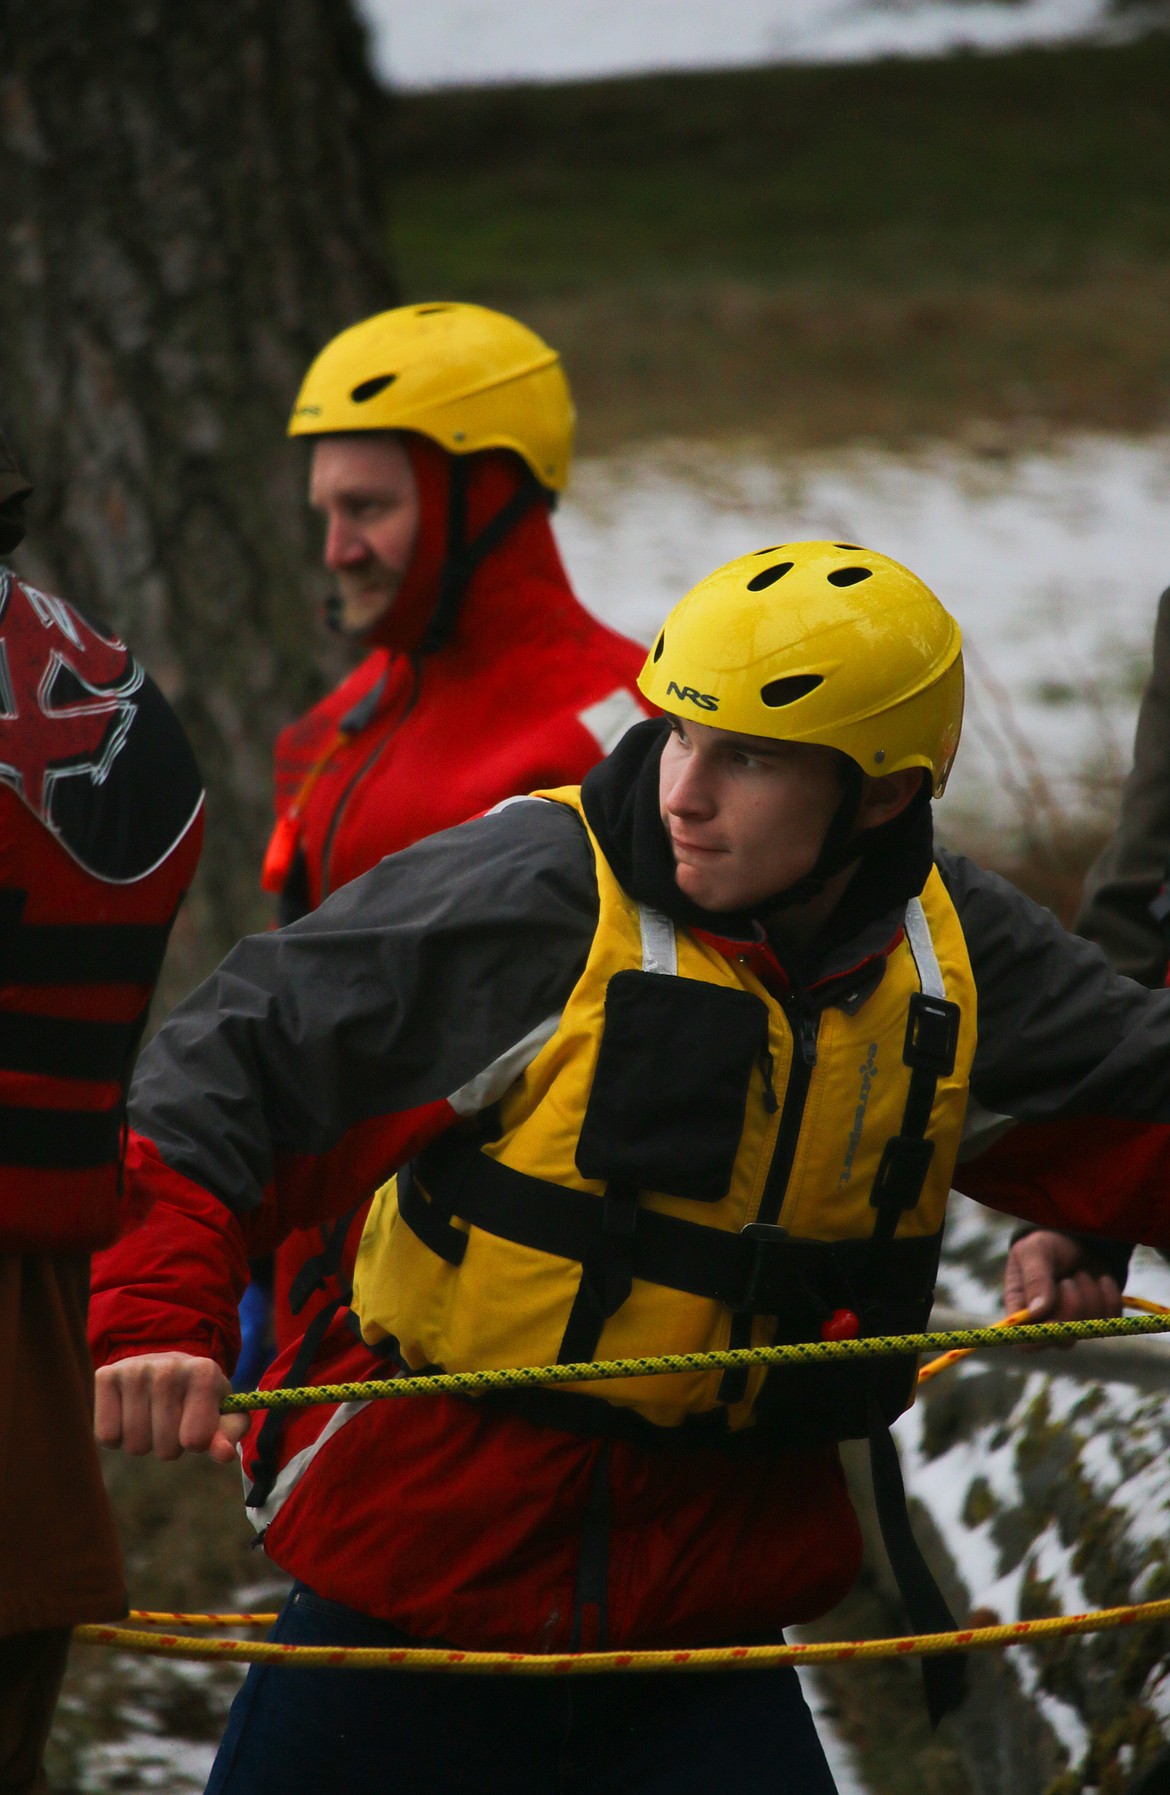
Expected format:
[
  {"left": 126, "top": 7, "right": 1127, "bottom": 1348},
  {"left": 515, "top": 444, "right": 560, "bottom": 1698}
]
[{"left": 0, "top": 0, "right": 396, "bottom": 986}]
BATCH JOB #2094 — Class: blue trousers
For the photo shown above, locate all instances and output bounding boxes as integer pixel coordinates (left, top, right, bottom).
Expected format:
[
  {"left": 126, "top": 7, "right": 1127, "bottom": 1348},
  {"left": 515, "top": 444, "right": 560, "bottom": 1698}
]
[{"left": 205, "top": 1585, "right": 840, "bottom": 1795}]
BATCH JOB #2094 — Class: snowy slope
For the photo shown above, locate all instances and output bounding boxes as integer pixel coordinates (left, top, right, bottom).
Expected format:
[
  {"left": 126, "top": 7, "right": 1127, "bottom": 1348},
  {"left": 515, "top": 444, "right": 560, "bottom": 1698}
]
[
  {"left": 357, "top": 0, "right": 1115, "bottom": 92},
  {"left": 560, "top": 434, "right": 1170, "bottom": 846}
]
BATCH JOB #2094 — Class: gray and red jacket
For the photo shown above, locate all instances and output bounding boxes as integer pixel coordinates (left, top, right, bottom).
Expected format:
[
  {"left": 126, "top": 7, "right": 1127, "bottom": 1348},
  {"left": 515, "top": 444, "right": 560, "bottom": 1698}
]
[{"left": 91, "top": 721, "right": 1170, "bottom": 1652}]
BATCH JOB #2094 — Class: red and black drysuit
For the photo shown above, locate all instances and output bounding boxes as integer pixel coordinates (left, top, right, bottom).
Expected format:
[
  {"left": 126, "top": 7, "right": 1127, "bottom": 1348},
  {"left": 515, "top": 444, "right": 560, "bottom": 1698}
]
[
  {"left": 92, "top": 719, "right": 1170, "bottom": 1669},
  {"left": 262, "top": 435, "right": 648, "bottom": 1347},
  {"left": 0, "top": 558, "right": 202, "bottom": 1779}
]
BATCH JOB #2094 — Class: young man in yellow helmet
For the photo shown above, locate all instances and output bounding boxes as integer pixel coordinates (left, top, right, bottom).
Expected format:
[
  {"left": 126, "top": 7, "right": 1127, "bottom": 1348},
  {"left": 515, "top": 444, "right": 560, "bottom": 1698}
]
[
  {"left": 250, "top": 303, "right": 647, "bottom": 1364},
  {"left": 92, "top": 543, "right": 1170, "bottom": 1793}
]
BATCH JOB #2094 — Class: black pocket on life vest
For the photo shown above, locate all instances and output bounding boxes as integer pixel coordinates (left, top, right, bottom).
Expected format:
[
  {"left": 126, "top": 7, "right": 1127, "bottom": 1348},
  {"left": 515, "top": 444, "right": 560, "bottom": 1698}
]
[{"left": 575, "top": 971, "right": 769, "bottom": 1203}]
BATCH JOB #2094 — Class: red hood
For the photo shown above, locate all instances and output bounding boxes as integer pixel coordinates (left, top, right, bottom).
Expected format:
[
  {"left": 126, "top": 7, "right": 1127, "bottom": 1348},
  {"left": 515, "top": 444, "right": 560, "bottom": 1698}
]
[{"left": 364, "top": 436, "right": 571, "bottom": 658}]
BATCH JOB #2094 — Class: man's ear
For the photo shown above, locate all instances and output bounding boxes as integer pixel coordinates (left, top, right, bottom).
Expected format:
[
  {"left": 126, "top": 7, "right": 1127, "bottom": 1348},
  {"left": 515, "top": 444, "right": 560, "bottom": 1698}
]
[{"left": 855, "top": 768, "right": 926, "bottom": 831}]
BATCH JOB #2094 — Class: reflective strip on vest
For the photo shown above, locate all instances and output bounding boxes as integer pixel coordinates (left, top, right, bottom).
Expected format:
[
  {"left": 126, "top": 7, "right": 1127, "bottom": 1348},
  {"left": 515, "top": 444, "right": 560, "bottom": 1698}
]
[
  {"left": 903, "top": 896, "right": 946, "bottom": 1001},
  {"left": 448, "top": 1012, "right": 563, "bottom": 1119},
  {"left": 638, "top": 906, "right": 677, "bottom": 977},
  {"left": 243, "top": 1398, "right": 370, "bottom": 1533}
]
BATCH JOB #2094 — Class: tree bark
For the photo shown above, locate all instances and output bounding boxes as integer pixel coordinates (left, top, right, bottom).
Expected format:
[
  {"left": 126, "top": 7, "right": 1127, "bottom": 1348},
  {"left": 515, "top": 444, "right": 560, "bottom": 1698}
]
[{"left": 0, "top": 0, "right": 396, "bottom": 984}]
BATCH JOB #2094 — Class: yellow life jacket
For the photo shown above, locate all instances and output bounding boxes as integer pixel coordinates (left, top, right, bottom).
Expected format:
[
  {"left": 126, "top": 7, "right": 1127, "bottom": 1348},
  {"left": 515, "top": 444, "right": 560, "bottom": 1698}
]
[{"left": 352, "top": 789, "right": 977, "bottom": 1442}]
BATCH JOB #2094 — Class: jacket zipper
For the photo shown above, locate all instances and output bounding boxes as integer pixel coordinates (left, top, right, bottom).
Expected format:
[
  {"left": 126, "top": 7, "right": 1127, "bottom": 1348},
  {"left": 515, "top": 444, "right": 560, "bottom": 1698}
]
[
  {"left": 319, "top": 736, "right": 390, "bottom": 901},
  {"left": 319, "top": 660, "right": 422, "bottom": 900},
  {"left": 754, "top": 995, "right": 819, "bottom": 1229}
]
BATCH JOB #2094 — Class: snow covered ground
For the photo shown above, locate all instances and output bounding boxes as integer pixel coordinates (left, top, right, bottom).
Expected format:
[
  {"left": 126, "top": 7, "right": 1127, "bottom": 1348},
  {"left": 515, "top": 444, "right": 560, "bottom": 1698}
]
[
  {"left": 357, "top": 0, "right": 1118, "bottom": 92},
  {"left": 898, "top": 1342, "right": 1170, "bottom": 1779},
  {"left": 902, "top": 1200, "right": 1170, "bottom": 1784},
  {"left": 559, "top": 433, "right": 1170, "bottom": 848},
  {"left": 800, "top": 1670, "right": 871, "bottom": 1793}
]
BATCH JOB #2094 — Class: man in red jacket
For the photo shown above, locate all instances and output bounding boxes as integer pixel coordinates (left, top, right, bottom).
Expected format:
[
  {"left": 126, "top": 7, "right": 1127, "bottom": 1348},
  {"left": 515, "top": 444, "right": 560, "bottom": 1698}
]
[
  {"left": 0, "top": 426, "right": 203, "bottom": 1792},
  {"left": 255, "top": 303, "right": 649, "bottom": 1356}
]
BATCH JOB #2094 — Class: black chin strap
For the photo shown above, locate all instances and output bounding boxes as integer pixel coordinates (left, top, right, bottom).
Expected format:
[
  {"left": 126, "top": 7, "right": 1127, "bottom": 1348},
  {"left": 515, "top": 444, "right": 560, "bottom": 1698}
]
[
  {"left": 322, "top": 460, "right": 548, "bottom": 645},
  {"left": 762, "top": 760, "right": 867, "bottom": 915},
  {"left": 417, "top": 459, "right": 548, "bottom": 657}
]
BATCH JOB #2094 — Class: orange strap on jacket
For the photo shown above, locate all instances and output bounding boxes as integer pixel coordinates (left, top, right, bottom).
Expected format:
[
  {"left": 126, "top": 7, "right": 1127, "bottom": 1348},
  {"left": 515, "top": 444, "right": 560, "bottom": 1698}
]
[{"left": 261, "top": 731, "right": 347, "bottom": 894}]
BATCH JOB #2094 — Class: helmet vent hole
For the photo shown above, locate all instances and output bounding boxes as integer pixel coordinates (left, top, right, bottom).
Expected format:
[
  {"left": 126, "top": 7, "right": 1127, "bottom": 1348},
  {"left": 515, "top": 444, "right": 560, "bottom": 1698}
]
[
  {"left": 415, "top": 305, "right": 453, "bottom": 315},
  {"left": 753, "top": 544, "right": 786, "bottom": 556},
  {"left": 652, "top": 631, "right": 665, "bottom": 663},
  {"left": 827, "top": 566, "right": 872, "bottom": 587},
  {"left": 350, "top": 374, "right": 397, "bottom": 404},
  {"left": 746, "top": 561, "right": 794, "bottom": 592},
  {"left": 760, "top": 674, "right": 823, "bottom": 708},
  {"left": 834, "top": 543, "right": 864, "bottom": 551}
]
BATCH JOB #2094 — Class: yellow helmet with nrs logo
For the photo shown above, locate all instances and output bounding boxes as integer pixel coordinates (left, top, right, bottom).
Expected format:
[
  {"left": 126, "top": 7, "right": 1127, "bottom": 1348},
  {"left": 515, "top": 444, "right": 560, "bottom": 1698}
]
[
  {"left": 637, "top": 540, "right": 964, "bottom": 797},
  {"left": 287, "top": 302, "right": 574, "bottom": 493}
]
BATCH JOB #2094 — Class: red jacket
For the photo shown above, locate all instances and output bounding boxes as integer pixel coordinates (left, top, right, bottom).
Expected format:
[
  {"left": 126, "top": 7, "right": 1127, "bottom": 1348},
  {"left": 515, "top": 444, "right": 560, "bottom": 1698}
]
[
  {"left": 263, "top": 439, "right": 648, "bottom": 1342},
  {"left": 267, "top": 440, "right": 647, "bottom": 916}
]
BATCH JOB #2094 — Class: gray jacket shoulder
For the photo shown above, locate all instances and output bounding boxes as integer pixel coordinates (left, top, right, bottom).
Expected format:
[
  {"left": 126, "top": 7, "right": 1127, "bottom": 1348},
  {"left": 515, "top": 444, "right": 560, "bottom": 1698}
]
[
  {"left": 935, "top": 846, "right": 1170, "bottom": 1127},
  {"left": 130, "top": 797, "right": 599, "bottom": 1212}
]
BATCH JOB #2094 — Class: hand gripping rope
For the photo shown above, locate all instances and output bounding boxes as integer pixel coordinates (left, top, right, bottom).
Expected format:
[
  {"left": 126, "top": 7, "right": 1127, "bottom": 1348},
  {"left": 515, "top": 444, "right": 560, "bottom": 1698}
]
[{"left": 77, "top": 1301, "right": 1170, "bottom": 1673}]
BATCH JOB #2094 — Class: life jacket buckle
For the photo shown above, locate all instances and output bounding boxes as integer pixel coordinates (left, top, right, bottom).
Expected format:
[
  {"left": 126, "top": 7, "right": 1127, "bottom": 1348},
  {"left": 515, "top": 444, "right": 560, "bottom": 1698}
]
[
  {"left": 870, "top": 1135, "right": 935, "bottom": 1214},
  {"left": 903, "top": 993, "right": 960, "bottom": 1078},
  {"left": 734, "top": 1221, "right": 789, "bottom": 1315}
]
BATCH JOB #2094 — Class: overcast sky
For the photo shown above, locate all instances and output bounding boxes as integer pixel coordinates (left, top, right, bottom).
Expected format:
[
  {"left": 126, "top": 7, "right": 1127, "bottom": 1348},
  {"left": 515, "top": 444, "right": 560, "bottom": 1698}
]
[{"left": 355, "top": 0, "right": 1112, "bottom": 90}]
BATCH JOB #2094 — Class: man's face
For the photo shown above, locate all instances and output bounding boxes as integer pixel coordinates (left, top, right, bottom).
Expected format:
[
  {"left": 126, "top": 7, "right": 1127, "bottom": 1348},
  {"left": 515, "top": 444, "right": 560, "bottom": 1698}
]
[
  {"left": 309, "top": 435, "right": 421, "bottom": 635},
  {"left": 659, "top": 716, "right": 846, "bottom": 913}
]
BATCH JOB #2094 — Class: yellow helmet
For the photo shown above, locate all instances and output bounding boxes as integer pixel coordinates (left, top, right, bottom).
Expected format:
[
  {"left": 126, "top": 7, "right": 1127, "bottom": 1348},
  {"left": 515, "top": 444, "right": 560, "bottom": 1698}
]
[
  {"left": 287, "top": 302, "right": 574, "bottom": 492},
  {"left": 637, "top": 541, "right": 963, "bottom": 796}
]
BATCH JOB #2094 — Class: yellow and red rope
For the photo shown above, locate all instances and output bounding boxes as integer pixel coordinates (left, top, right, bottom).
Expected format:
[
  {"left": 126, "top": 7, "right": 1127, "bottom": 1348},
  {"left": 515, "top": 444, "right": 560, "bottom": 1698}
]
[{"left": 81, "top": 1302, "right": 1170, "bottom": 1672}]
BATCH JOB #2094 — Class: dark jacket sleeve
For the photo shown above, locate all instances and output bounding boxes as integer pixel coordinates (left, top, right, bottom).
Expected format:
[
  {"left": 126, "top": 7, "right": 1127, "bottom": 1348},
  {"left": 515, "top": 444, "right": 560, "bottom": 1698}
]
[
  {"left": 90, "top": 800, "right": 600, "bottom": 1366},
  {"left": 938, "top": 849, "right": 1170, "bottom": 1247},
  {"left": 1075, "top": 584, "right": 1170, "bottom": 985},
  {"left": 130, "top": 798, "right": 600, "bottom": 1217}
]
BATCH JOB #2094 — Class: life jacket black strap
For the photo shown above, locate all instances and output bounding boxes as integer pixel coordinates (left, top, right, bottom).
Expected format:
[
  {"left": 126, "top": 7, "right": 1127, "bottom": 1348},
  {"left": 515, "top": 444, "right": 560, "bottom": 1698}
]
[
  {"left": 417, "top": 461, "right": 547, "bottom": 658},
  {"left": 396, "top": 1159, "right": 470, "bottom": 1266},
  {"left": 717, "top": 1312, "right": 754, "bottom": 1407},
  {"left": 404, "top": 1140, "right": 812, "bottom": 1314},
  {"left": 402, "top": 1139, "right": 939, "bottom": 1397},
  {"left": 570, "top": 1442, "right": 612, "bottom": 1651},
  {"left": 286, "top": 1206, "right": 361, "bottom": 1316},
  {"left": 862, "top": 985, "right": 965, "bottom": 1724},
  {"left": 868, "top": 991, "right": 960, "bottom": 1242},
  {"left": 556, "top": 1177, "right": 640, "bottom": 1366},
  {"left": 867, "top": 1379, "right": 967, "bottom": 1726},
  {"left": 245, "top": 1295, "right": 343, "bottom": 1512}
]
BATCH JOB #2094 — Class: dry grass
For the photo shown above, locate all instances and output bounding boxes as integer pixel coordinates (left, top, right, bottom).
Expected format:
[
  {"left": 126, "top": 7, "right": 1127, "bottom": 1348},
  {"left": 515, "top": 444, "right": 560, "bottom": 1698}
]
[
  {"left": 391, "top": 37, "right": 1170, "bottom": 453},
  {"left": 523, "top": 269, "right": 1170, "bottom": 457}
]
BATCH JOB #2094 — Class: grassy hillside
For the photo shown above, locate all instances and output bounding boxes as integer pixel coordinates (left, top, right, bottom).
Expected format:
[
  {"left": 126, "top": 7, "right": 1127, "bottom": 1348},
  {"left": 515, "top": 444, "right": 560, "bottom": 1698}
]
[{"left": 390, "top": 39, "right": 1170, "bottom": 449}]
